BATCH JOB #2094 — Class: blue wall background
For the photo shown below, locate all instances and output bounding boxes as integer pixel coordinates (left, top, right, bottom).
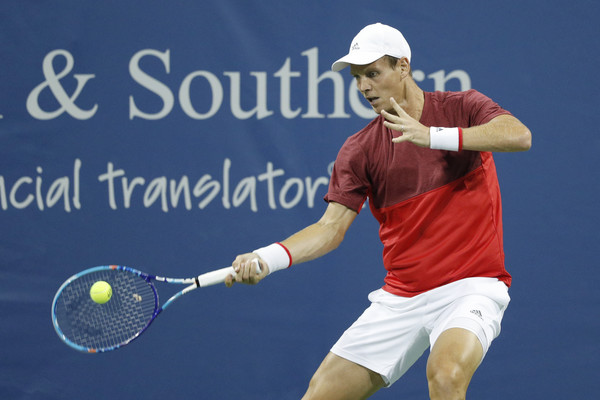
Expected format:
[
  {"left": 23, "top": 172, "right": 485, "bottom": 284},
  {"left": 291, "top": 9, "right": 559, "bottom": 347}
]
[{"left": 1, "top": 1, "right": 598, "bottom": 399}]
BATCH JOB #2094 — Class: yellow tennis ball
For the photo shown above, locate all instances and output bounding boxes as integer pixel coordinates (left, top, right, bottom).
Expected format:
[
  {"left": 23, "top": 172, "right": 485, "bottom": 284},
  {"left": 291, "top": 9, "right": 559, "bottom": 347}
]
[{"left": 90, "top": 281, "right": 112, "bottom": 304}]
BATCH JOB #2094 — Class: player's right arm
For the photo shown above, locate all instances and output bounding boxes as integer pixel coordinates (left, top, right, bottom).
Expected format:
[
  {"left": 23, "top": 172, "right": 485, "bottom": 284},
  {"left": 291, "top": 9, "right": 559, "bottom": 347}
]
[
  {"left": 281, "top": 201, "right": 358, "bottom": 264},
  {"left": 226, "top": 201, "right": 357, "bottom": 286}
]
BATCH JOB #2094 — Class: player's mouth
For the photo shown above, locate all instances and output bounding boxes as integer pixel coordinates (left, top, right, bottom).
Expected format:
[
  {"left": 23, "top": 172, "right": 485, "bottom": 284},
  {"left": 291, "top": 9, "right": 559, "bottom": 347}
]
[{"left": 367, "top": 96, "right": 379, "bottom": 105}]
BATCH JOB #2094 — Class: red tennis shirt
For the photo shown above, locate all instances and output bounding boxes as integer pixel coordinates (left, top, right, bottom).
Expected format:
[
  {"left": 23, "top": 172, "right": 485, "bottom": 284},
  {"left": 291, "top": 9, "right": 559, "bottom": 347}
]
[{"left": 325, "top": 90, "right": 512, "bottom": 297}]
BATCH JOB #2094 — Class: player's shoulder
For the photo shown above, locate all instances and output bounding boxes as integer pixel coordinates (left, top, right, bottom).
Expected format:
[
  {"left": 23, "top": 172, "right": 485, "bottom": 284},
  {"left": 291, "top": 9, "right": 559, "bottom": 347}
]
[
  {"left": 426, "top": 90, "right": 498, "bottom": 116},
  {"left": 348, "top": 115, "right": 386, "bottom": 142},
  {"left": 427, "top": 89, "right": 484, "bottom": 104},
  {"left": 337, "top": 115, "right": 387, "bottom": 156}
]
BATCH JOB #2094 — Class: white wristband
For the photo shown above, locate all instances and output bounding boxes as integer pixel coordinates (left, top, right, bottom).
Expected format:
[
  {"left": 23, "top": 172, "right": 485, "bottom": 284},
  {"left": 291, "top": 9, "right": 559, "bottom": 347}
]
[
  {"left": 429, "top": 127, "right": 463, "bottom": 152},
  {"left": 253, "top": 243, "right": 292, "bottom": 274}
]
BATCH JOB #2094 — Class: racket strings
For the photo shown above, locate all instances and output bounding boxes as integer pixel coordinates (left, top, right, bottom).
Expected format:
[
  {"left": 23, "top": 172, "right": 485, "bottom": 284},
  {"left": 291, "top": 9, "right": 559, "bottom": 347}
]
[{"left": 54, "top": 269, "right": 157, "bottom": 350}]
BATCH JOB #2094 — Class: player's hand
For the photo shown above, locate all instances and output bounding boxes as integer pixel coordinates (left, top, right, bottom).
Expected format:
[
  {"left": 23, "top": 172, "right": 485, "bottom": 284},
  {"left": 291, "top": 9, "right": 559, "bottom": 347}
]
[
  {"left": 382, "top": 97, "right": 430, "bottom": 148},
  {"left": 225, "top": 254, "right": 269, "bottom": 287}
]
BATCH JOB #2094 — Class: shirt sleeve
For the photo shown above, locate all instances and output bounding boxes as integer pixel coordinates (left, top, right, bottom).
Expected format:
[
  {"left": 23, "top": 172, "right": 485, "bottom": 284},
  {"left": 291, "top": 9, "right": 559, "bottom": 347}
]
[
  {"left": 463, "top": 89, "right": 512, "bottom": 127},
  {"left": 324, "top": 137, "right": 370, "bottom": 213}
]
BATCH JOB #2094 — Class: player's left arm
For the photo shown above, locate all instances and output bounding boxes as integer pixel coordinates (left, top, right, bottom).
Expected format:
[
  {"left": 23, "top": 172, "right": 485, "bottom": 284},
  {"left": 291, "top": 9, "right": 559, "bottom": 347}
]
[
  {"left": 382, "top": 97, "right": 532, "bottom": 152},
  {"left": 461, "top": 114, "right": 532, "bottom": 152}
]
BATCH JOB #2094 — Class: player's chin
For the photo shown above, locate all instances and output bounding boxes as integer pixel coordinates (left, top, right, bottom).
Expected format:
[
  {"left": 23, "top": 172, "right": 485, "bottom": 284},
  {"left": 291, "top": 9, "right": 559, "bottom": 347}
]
[{"left": 371, "top": 103, "right": 387, "bottom": 115}]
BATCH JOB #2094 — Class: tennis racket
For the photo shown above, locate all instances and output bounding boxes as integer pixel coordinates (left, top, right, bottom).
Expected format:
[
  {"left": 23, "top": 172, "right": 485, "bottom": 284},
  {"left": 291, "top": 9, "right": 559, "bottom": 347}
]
[{"left": 51, "top": 260, "right": 260, "bottom": 353}]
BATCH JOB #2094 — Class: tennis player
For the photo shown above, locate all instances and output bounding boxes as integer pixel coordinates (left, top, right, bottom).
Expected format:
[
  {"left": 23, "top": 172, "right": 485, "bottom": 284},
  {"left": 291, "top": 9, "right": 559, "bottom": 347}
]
[{"left": 227, "top": 23, "right": 531, "bottom": 400}]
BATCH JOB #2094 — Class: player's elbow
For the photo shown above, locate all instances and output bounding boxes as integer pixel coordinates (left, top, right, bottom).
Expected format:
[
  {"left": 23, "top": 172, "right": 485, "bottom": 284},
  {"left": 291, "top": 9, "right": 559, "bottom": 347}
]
[
  {"left": 331, "top": 230, "right": 346, "bottom": 251},
  {"left": 502, "top": 126, "right": 531, "bottom": 152},
  {"left": 321, "top": 222, "right": 349, "bottom": 254},
  {"left": 493, "top": 115, "right": 532, "bottom": 152},
  {"left": 321, "top": 226, "right": 345, "bottom": 253},
  {"left": 515, "top": 127, "right": 532, "bottom": 151}
]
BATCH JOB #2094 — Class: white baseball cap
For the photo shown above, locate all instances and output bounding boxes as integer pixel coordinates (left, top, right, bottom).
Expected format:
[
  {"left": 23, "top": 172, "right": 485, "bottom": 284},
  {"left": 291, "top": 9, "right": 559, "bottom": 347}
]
[{"left": 331, "top": 23, "right": 412, "bottom": 72}]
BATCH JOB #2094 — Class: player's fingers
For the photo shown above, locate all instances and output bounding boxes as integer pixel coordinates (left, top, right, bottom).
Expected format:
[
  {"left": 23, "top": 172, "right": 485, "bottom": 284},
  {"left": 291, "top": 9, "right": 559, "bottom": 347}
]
[
  {"left": 381, "top": 109, "right": 400, "bottom": 123},
  {"left": 391, "top": 135, "right": 406, "bottom": 143},
  {"left": 234, "top": 262, "right": 246, "bottom": 282},
  {"left": 389, "top": 97, "right": 409, "bottom": 116},
  {"left": 383, "top": 120, "right": 404, "bottom": 133},
  {"left": 224, "top": 273, "right": 235, "bottom": 287},
  {"left": 239, "top": 259, "right": 257, "bottom": 283},
  {"left": 229, "top": 255, "right": 266, "bottom": 286},
  {"left": 255, "top": 258, "right": 269, "bottom": 277},
  {"left": 241, "top": 260, "right": 251, "bottom": 281},
  {"left": 241, "top": 259, "right": 263, "bottom": 284},
  {"left": 381, "top": 110, "right": 408, "bottom": 133},
  {"left": 232, "top": 256, "right": 243, "bottom": 273}
]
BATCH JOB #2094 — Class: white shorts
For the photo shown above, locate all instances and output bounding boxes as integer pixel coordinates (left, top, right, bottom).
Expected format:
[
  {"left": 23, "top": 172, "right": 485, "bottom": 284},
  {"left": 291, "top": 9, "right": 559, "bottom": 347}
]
[{"left": 330, "top": 277, "right": 510, "bottom": 386}]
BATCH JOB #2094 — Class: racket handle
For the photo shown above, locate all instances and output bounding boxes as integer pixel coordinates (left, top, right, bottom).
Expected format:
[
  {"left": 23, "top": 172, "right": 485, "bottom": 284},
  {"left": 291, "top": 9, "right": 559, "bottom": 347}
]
[{"left": 196, "top": 259, "right": 261, "bottom": 287}]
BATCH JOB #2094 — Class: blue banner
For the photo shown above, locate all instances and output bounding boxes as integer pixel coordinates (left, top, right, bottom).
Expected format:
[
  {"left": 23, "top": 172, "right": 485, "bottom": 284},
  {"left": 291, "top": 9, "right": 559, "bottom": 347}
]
[{"left": 1, "top": 1, "right": 598, "bottom": 399}]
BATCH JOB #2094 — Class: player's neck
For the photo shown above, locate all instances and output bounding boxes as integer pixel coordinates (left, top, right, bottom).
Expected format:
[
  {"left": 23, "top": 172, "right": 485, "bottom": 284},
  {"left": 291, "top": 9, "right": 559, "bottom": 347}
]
[{"left": 397, "top": 79, "right": 424, "bottom": 121}]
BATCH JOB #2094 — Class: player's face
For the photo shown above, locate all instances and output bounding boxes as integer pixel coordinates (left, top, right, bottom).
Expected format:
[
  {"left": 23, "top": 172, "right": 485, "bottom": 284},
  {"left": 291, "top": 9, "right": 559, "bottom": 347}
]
[{"left": 351, "top": 57, "right": 405, "bottom": 114}]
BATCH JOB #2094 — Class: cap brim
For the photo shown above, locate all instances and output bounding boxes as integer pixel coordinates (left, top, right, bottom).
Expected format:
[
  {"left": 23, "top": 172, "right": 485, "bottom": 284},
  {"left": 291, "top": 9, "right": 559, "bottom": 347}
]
[{"left": 331, "top": 51, "right": 385, "bottom": 72}]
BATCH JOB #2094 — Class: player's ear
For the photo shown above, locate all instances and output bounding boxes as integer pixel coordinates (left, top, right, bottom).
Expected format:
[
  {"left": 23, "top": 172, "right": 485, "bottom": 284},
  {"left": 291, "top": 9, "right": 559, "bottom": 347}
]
[{"left": 398, "top": 57, "right": 411, "bottom": 78}]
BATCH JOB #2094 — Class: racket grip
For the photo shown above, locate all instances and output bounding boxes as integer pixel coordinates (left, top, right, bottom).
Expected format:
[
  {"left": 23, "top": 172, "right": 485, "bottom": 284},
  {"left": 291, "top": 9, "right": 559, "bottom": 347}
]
[{"left": 196, "top": 259, "right": 261, "bottom": 287}]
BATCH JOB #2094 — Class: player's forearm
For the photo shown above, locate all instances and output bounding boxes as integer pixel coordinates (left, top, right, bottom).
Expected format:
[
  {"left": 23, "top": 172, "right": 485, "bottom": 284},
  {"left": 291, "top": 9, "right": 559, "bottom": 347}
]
[
  {"left": 280, "top": 202, "right": 357, "bottom": 265},
  {"left": 248, "top": 202, "right": 356, "bottom": 276},
  {"left": 462, "top": 114, "right": 532, "bottom": 152},
  {"left": 280, "top": 220, "right": 347, "bottom": 265}
]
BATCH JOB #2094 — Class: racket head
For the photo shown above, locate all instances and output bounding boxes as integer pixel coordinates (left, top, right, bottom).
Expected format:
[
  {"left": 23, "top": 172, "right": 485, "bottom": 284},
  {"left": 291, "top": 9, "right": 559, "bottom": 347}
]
[{"left": 51, "top": 265, "right": 159, "bottom": 353}]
